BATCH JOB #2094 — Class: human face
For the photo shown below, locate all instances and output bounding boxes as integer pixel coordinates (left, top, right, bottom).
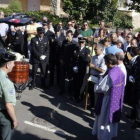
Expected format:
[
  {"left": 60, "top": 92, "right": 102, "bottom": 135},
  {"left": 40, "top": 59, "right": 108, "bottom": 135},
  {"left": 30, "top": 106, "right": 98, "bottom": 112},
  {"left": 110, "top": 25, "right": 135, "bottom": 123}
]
[
  {"left": 83, "top": 22, "right": 88, "bottom": 29},
  {"left": 67, "top": 33, "right": 73, "bottom": 41},
  {"left": 126, "top": 35, "right": 132, "bottom": 42},
  {"left": 71, "top": 21, "right": 75, "bottom": 27},
  {"left": 0, "top": 12, "right": 4, "bottom": 19},
  {"left": 94, "top": 46, "right": 102, "bottom": 55},
  {"left": 58, "top": 22, "right": 62, "bottom": 27},
  {"left": 79, "top": 41, "right": 85, "bottom": 47},
  {"left": 7, "top": 61, "right": 15, "bottom": 73},
  {"left": 100, "top": 22, "right": 105, "bottom": 28},
  {"left": 38, "top": 32, "right": 44, "bottom": 38},
  {"left": 104, "top": 41, "right": 110, "bottom": 47},
  {"left": 117, "top": 42, "right": 122, "bottom": 49},
  {"left": 131, "top": 40, "right": 137, "bottom": 47}
]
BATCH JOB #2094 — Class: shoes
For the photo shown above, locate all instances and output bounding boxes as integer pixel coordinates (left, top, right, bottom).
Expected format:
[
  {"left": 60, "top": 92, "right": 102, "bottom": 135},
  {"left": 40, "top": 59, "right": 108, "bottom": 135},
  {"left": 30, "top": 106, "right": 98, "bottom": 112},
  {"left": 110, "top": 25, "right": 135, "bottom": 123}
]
[
  {"left": 29, "top": 85, "right": 34, "bottom": 90},
  {"left": 131, "top": 123, "right": 140, "bottom": 129},
  {"left": 87, "top": 105, "right": 94, "bottom": 110}
]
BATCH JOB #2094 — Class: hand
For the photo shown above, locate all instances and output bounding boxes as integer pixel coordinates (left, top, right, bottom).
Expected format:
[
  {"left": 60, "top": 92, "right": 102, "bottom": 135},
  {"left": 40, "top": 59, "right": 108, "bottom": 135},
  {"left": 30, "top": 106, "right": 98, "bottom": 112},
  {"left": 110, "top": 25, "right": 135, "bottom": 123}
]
[
  {"left": 40, "top": 55, "right": 46, "bottom": 60},
  {"left": 13, "top": 119, "right": 19, "bottom": 129},
  {"left": 129, "top": 76, "right": 135, "bottom": 83},
  {"left": 90, "top": 63, "right": 95, "bottom": 68}
]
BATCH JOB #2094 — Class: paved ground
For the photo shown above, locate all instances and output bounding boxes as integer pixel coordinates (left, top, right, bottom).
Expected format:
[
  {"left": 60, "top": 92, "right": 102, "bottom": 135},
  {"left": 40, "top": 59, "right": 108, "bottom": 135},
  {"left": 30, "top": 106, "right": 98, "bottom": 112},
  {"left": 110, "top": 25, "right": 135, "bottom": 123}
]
[{"left": 11, "top": 77, "right": 140, "bottom": 140}]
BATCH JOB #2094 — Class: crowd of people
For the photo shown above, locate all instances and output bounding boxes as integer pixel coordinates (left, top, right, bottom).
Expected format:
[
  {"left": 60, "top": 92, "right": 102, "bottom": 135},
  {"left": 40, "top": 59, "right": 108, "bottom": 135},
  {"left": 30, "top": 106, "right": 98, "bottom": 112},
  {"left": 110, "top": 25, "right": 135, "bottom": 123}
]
[{"left": 0, "top": 10, "right": 140, "bottom": 140}]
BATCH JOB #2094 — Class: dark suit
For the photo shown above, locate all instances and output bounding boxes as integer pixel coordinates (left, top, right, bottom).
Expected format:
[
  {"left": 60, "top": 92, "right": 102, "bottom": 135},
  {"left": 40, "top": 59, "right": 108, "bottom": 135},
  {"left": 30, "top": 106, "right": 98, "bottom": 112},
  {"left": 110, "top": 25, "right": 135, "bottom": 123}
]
[
  {"left": 44, "top": 30, "right": 54, "bottom": 40},
  {"left": 59, "top": 39, "right": 78, "bottom": 93},
  {"left": 31, "top": 35, "right": 50, "bottom": 87},
  {"left": 72, "top": 46, "right": 90, "bottom": 99},
  {"left": 49, "top": 34, "right": 65, "bottom": 86},
  {"left": 12, "top": 29, "right": 24, "bottom": 54},
  {"left": 130, "top": 56, "right": 140, "bottom": 123}
]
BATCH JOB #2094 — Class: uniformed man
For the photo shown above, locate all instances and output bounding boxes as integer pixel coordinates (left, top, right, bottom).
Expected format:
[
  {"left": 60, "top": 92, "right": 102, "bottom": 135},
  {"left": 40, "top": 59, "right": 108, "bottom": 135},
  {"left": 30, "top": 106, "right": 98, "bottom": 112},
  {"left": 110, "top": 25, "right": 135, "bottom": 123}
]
[
  {"left": 12, "top": 26, "right": 24, "bottom": 54},
  {"left": 72, "top": 37, "right": 90, "bottom": 102},
  {"left": 0, "top": 49, "right": 19, "bottom": 140},
  {"left": 49, "top": 26, "right": 65, "bottom": 87},
  {"left": 59, "top": 30, "right": 77, "bottom": 94},
  {"left": 43, "top": 22, "right": 54, "bottom": 40},
  {"left": 30, "top": 27, "right": 50, "bottom": 90}
]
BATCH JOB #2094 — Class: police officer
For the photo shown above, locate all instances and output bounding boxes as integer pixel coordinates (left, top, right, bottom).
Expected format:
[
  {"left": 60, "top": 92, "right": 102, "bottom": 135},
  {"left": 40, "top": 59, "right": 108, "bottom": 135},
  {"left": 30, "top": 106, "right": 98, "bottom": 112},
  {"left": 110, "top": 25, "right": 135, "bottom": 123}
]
[
  {"left": 49, "top": 26, "right": 65, "bottom": 86},
  {"left": 59, "top": 30, "right": 77, "bottom": 94},
  {"left": 12, "top": 26, "right": 24, "bottom": 54},
  {"left": 72, "top": 37, "right": 90, "bottom": 102},
  {"left": 30, "top": 27, "right": 50, "bottom": 90},
  {"left": 0, "top": 49, "right": 19, "bottom": 140}
]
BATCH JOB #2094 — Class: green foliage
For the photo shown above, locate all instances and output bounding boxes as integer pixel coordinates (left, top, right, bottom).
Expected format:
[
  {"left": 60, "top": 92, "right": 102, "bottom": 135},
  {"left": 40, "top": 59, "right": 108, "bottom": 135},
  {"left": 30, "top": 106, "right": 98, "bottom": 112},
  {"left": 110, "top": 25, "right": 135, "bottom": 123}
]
[
  {"left": 114, "top": 11, "right": 133, "bottom": 29},
  {"left": 127, "top": 0, "right": 140, "bottom": 12},
  {"left": 8, "top": 0, "right": 23, "bottom": 12}
]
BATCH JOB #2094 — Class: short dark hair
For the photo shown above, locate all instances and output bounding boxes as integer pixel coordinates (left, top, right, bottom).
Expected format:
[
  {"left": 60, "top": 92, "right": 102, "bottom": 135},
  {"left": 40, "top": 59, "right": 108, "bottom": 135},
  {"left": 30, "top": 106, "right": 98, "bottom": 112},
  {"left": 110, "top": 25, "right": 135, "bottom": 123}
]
[
  {"left": 104, "top": 54, "right": 118, "bottom": 65},
  {"left": 0, "top": 59, "right": 7, "bottom": 68},
  {"left": 66, "top": 30, "right": 73, "bottom": 35}
]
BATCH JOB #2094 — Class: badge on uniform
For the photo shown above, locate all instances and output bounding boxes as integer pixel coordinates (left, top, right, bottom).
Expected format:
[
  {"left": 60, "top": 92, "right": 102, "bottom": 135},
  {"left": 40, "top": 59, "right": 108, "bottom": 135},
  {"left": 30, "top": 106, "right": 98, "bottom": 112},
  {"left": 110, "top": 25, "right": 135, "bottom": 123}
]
[
  {"left": 9, "top": 88, "right": 14, "bottom": 95},
  {"left": 36, "top": 41, "right": 38, "bottom": 45}
]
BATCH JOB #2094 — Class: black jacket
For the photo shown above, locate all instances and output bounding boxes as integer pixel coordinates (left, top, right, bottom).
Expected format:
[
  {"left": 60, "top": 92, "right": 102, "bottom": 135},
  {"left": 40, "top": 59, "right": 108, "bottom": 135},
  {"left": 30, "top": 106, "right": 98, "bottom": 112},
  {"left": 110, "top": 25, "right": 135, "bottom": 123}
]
[
  {"left": 73, "top": 46, "right": 90, "bottom": 70},
  {"left": 60, "top": 39, "right": 78, "bottom": 64},
  {"left": 31, "top": 35, "right": 50, "bottom": 64},
  {"left": 49, "top": 34, "right": 65, "bottom": 63}
]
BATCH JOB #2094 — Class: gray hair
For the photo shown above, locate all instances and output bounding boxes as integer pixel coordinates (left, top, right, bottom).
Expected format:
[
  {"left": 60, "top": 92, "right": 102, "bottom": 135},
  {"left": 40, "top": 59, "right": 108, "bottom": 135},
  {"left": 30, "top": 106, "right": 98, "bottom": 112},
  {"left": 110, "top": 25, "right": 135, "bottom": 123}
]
[
  {"left": 115, "top": 52, "right": 125, "bottom": 61},
  {"left": 97, "top": 43, "right": 104, "bottom": 51}
]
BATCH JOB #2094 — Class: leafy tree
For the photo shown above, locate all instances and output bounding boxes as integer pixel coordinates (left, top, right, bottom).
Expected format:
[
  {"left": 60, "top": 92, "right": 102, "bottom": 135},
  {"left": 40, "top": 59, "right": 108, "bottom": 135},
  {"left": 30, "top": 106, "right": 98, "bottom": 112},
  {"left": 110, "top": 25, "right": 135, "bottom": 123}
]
[
  {"left": 62, "top": 0, "right": 89, "bottom": 20},
  {"left": 8, "top": 0, "right": 23, "bottom": 12},
  {"left": 127, "top": 0, "right": 140, "bottom": 12}
]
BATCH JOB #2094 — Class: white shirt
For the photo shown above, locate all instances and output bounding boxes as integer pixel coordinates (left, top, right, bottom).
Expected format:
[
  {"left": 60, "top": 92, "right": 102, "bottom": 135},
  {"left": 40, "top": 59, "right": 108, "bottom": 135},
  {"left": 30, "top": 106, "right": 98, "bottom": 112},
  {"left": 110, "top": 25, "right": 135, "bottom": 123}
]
[
  {"left": 0, "top": 23, "right": 9, "bottom": 37},
  {"left": 90, "top": 53, "right": 107, "bottom": 76},
  {"left": 118, "top": 63, "right": 127, "bottom": 86}
]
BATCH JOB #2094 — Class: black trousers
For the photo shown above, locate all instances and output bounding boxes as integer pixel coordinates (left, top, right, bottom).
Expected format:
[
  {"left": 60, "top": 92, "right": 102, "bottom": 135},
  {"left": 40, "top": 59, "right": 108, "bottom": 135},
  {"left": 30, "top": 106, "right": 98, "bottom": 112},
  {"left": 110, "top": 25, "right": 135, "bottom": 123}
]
[
  {"left": 88, "top": 81, "right": 95, "bottom": 107},
  {"left": 131, "top": 85, "right": 140, "bottom": 123},
  {"left": 73, "top": 69, "right": 86, "bottom": 99},
  {"left": 60, "top": 63, "right": 73, "bottom": 93},
  {"left": 32, "top": 63, "right": 48, "bottom": 86},
  {"left": 49, "top": 61, "right": 60, "bottom": 86},
  {"left": 0, "top": 110, "right": 12, "bottom": 140}
]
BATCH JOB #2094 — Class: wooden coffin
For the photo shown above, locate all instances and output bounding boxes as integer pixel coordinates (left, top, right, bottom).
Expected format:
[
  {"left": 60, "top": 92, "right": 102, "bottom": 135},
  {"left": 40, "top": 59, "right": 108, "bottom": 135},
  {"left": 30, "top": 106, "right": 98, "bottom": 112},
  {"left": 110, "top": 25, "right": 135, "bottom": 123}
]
[{"left": 8, "top": 61, "right": 30, "bottom": 84}]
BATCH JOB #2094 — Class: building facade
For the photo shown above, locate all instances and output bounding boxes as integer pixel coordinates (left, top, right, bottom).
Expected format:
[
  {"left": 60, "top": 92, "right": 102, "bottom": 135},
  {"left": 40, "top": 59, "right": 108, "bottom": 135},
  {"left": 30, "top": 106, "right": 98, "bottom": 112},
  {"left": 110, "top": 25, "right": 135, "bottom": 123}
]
[{"left": 0, "top": 0, "right": 64, "bottom": 16}]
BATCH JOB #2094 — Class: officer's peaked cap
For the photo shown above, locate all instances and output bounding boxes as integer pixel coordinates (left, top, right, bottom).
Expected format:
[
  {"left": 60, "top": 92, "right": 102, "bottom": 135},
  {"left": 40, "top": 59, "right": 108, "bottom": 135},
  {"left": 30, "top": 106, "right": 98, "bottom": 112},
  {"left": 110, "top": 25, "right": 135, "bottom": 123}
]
[
  {"left": 0, "top": 49, "right": 16, "bottom": 62},
  {"left": 78, "top": 37, "right": 86, "bottom": 42},
  {"left": 42, "top": 21, "right": 49, "bottom": 26},
  {"left": 37, "top": 27, "right": 45, "bottom": 33},
  {"left": 54, "top": 25, "right": 60, "bottom": 32}
]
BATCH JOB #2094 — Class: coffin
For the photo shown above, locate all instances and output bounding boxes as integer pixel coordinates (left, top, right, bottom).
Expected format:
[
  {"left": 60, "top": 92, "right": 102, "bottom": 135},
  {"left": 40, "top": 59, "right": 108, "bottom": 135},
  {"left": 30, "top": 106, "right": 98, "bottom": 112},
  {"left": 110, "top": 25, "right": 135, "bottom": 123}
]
[{"left": 8, "top": 61, "right": 30, "bottom": 84}]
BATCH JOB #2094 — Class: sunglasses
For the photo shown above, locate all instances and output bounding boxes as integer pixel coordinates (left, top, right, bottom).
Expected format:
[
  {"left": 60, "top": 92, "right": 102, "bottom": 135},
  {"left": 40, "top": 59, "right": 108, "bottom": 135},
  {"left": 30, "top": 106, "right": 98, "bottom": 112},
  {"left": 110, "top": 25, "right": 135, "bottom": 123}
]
[
  {"left": 72, "top": 22, "right": 75, "bottom": 23},
  {"left": 79, "top": 42, "right": 85, "bottom": 44},
  {"left": 68, "top": 24, "right": 72, "bottom": 25}
]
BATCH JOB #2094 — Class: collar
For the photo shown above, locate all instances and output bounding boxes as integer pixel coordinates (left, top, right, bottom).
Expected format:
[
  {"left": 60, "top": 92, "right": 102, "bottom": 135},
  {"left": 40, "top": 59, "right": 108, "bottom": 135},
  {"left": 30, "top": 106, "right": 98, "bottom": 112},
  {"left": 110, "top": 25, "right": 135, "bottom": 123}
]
[
  {"left": 80, "top": 46, "right": 85, "bottom": 51},
  {"left": 96, "top": 53, "right": 104, "bottom": 58},
  {"left": 0, "top": 69, "right": 8, "bottom": 77},
  {"left": 118, "top": 63, "right": 124, "bottom": 68}
]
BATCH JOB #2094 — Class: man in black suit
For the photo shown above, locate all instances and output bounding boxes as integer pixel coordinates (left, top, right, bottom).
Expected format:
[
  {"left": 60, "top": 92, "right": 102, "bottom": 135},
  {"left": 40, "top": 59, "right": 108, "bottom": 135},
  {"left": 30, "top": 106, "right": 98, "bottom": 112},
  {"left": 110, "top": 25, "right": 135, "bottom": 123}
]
[
  {"left": 43, "top": 22, "right": 54, "bottom": 40},
  {"left": 12, "top": 26, "right": 24, "bottom": 54},
  {"left": 72, "top": 37, "right": 90, "bottom": 102},
  {"left": 59, "top": 30, "right": 77, "bottom": 94},
  {"left": 49, "top": 26, "right": 65, "bottom": 87},
  {"left": 30, "top": 27, "right": 50, "bottom": 90}
]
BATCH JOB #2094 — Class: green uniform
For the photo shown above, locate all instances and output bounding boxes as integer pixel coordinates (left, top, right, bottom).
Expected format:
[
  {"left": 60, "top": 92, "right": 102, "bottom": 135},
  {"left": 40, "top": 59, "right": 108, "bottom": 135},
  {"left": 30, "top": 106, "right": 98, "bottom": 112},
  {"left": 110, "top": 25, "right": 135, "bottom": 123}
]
[{"left": 0, "top": 69, "right": 16, "bottom": 140}]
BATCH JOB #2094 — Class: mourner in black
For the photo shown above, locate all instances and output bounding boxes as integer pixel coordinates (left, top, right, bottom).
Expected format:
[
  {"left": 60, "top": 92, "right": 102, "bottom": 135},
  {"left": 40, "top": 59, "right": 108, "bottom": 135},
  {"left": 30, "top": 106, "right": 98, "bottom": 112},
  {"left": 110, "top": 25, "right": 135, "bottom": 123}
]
[
  {"left": 43, "top": 22, "right": 54, "bottom": 40},
  {"left": 128, "top": 47, "right": 140, "bottom": 129},
  {"left": 59, "top": 30, "right": 77, "bottom": 94},
  {"left": 11, "top": 26, "right": 24, "bottom": 54},
  {"left": 72, "top": 37, "right": 90, "bottom": 102},
  {"left": 30, "top": 27, "right": 50, "bottom": 90},
  {"left": 49, "top": 26, "right": 65, "bottom": 87}
]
